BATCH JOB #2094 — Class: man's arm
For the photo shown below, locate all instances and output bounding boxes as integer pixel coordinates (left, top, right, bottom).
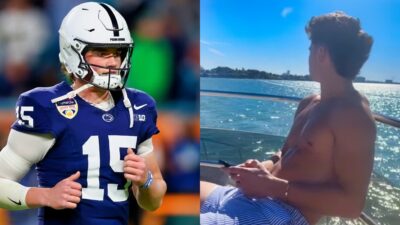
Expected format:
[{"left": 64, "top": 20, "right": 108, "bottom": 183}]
[
  {"left": 124, "top": 139, "right": 167, "bottom": 211},
  {"left": 0, "top": 130, "right": 53, "bottom": 209},
  {"left": 0, "top": 130, "right": 82, "bottom": 210},
  {"left": 131, "top": 152, "right": 167, "bottom": 211}
]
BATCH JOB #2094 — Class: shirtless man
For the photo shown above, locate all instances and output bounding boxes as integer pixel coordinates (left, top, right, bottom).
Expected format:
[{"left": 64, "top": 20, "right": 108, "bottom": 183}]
[{"left": 200, "top": 12, "right": 376, "bottom": 225}]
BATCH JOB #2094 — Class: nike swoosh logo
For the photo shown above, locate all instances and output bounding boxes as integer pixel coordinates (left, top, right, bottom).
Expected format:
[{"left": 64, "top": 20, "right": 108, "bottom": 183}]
[
  {"left": 8, "top": 197, "right": 21, "bottom": 206},
  {"left": 133, "top": 104, "right": 147, "bottom": 110}
]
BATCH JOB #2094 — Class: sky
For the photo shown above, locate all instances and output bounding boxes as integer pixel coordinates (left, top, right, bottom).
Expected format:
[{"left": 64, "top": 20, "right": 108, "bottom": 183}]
[{"left": 200, "top": 0, "right": 400, "bottom": 82}]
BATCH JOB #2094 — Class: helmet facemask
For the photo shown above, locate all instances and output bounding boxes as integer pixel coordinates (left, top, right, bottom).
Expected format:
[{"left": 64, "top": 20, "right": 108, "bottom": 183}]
[{"left": 73, "top": 41, "right": 134, "bottom": 90}]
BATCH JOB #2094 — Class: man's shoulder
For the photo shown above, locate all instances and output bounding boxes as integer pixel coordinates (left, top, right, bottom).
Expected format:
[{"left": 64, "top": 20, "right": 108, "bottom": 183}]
[
  {"left": 329, "top": 98, "right": 376, "bottom": 134},
  {"left": 13, "top": 82, "right": 68, "bottom": 135},
  {"left": 301, "top": 94, "right": 320, "bottom": 104},
  {"left": 295, "top": 94, "right": 320, "bottom": 116},
  {"left": 18, "top": 82, "right": 67, "bottom": 107},
  {"left": 330, "top": 96, "right": 373, "bottom": 119}
]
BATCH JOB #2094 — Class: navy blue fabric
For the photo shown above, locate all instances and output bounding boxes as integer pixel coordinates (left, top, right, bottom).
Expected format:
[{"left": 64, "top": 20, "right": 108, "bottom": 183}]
[{"left": 12, "top": 81, "right": 159, "bottom": 225}]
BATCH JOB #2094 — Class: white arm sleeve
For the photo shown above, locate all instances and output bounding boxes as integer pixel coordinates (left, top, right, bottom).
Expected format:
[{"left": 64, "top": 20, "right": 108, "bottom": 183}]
[
  {"left": 0, "top": 129, "right": 55, "bottom": 210},
  {"left": 136, "top": 138, "right": 154, "bottom": 156}
]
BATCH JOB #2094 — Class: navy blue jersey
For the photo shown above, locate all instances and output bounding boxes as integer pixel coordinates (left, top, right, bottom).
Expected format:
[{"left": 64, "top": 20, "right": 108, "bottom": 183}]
[{"left": 12, "top": 81, "right": 159, "bottom": 225}]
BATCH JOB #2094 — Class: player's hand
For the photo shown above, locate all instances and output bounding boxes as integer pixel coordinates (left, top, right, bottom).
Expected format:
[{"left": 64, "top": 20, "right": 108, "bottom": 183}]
[
  {"left": 123, "top": 148, "right": 148, "bottom": 186},
  {"left": 47, "top": 171, "right": 82, "bottom": 209}
]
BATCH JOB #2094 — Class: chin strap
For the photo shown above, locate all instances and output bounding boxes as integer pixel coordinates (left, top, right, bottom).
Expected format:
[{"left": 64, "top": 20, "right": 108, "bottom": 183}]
[
  {"left": 122, "top": 88, "right": 134, "bottom": 128},
  {"left": 51, "top": 83, "right": 93, "bottom": 103}
]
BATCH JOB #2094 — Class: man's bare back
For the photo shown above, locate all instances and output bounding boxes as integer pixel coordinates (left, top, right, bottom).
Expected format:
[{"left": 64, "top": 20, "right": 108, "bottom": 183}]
[{"left": 271, "top": 92, "right": 376, "bottom": 223}]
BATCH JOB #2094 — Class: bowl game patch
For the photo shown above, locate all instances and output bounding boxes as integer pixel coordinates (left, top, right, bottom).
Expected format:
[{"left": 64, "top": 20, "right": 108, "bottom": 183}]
[{"left": 55, "top": 98, "right": 78, "bottom": 119}]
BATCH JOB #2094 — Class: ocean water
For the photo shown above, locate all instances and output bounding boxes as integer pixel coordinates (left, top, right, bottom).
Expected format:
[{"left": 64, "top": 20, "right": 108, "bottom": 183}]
[{"left": 200, "top": 77, "right": 400, "bottom": 224}]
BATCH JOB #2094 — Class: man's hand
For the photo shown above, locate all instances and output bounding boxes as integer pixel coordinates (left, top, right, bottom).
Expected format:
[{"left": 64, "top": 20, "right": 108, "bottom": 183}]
[
  {"left": 123, "top": 148, "right": 148, "bottom": 186},
  {"left": 239, "top": 159, "right": 261, "bottom": 168},
  {"left": 231, "top": 159, "right": 265, "bottom": 169},
  {"left": 227, "top": 160, "right": 287, "bottom": 198},
  {"left": 47, "top": 171, "right": 82, "bottom": 209},
  {"left": 236, "top": 159, "right": 274, "bottom": 171}
]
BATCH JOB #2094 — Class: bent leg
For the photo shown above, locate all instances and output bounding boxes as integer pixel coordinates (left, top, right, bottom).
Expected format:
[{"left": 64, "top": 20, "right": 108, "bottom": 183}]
[
  {"left": 201, "top": 188, "right": 309, "bottom": 225},
  {"left": 200, "top": 181, "right": 220, "bottom": 203}
]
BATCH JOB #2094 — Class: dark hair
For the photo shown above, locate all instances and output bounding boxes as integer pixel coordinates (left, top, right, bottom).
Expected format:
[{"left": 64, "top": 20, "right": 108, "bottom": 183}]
[{"left": 305, "top": 11, "right": 373, "bottom": 80}]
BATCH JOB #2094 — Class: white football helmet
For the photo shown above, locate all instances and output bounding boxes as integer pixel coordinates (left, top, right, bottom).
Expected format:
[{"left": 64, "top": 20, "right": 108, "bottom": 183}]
[{"left": 59, "top": 2, "right": 134, "bottom": 90}]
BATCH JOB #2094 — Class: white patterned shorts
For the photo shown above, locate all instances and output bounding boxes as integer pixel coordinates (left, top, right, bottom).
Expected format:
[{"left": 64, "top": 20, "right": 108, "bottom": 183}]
[{"left": 201, "top": 186, "right": 310, "bottom": 225}]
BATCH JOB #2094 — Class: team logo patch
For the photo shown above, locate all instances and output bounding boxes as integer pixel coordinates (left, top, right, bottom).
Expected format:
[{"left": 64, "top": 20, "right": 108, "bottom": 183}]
[
  {"left": 55, "top": 98, "right": 78, "bottom": 119},
  {"left": 102, "top": 113, "right": 114, "bottom": 122}
]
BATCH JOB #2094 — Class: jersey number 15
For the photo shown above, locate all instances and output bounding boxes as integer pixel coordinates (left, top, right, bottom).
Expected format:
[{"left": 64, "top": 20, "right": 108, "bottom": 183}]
[{"left": 82, "top": 135, "right": 136, "bottom": 202}]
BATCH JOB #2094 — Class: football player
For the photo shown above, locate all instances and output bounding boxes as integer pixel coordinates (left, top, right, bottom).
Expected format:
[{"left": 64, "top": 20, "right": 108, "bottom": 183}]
[{"left": 0, "top": 2, "right": 166, "bottom": 225}]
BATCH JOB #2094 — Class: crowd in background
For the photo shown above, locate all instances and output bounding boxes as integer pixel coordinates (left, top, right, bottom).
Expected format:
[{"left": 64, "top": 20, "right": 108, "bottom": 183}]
[{"left": 0, "top": 0, "right": 199, "bottom": 224}]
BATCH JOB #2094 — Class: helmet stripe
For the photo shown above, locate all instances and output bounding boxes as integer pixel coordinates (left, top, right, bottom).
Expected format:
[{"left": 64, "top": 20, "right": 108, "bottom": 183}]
[{"left": 99, "top": 3, "right": 119, "bottom": 37}]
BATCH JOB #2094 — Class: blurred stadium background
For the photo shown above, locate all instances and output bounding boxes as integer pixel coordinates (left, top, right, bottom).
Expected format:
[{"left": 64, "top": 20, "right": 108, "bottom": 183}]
[{"left": 0, "top": 0, "right": 199, "bottom": 225}]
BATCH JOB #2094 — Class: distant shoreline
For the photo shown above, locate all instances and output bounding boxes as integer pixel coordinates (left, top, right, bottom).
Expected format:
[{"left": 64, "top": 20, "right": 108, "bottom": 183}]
[
  {"left": 200, "top": 75, "right": 400, "bottom": 85},
  {"left": 200, "top": 66, "right": 399, "bottom": 85}
]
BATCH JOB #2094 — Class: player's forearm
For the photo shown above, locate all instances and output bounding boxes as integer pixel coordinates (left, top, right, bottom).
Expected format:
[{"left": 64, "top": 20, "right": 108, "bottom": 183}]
[
  {"left": 25, "top": 187, "right": 51, "bottom": 208},
  {"left": 0, "top": 178, "right": 30, "bottom": 210},
  {"left": 285, "top": 182, "right": 365, "bottom": 218},
  {"left": 0, "top": 180, "right": 51, "bottom": 210},
  {"left": 133, "top": 178, "right": 167, "bottom": 211},
  {"left": 0, "top": 130, "right": 55, "bottom": 210}
]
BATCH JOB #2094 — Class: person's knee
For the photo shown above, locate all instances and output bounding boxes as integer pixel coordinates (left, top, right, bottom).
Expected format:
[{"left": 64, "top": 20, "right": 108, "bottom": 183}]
[{"left": 200, "top": 181, "right": 219, "bottom": 203}]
